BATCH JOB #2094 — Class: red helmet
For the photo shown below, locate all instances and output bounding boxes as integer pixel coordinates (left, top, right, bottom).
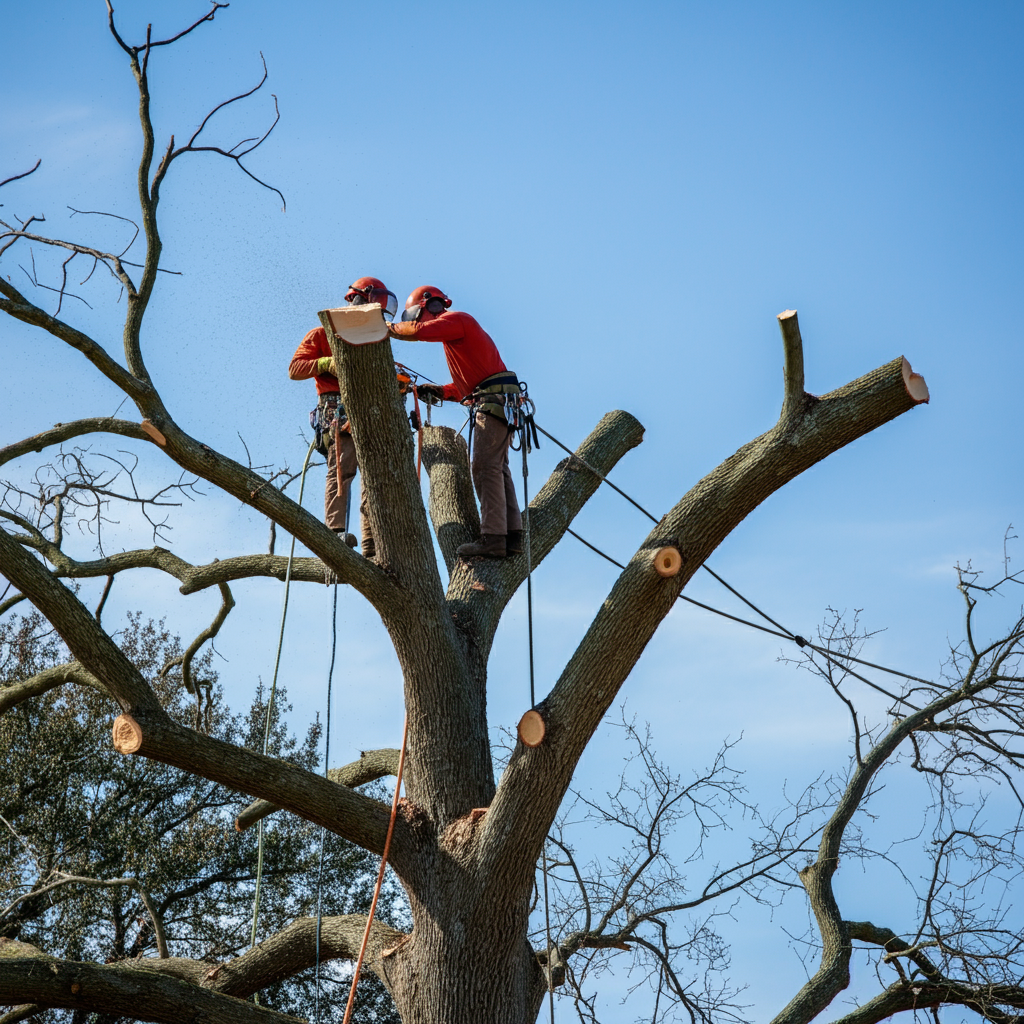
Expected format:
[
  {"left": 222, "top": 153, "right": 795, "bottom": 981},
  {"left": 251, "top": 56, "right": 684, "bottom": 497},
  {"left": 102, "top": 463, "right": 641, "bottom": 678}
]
[
  {"left": 402, "top": 285, "right": 452, "bottom": 322},
  {"left": 345, "top": 276, "right": 398, "bottom": 319}
]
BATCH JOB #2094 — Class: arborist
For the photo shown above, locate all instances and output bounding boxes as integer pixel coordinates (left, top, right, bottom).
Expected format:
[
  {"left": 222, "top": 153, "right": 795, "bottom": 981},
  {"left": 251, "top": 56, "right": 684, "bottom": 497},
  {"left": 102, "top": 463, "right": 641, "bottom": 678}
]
[
  {"left": 389, "top": 286, "right": 523, "bottom": 559},
  {"left": 289, "top": 276, "right": 398, "bottom": 559}
]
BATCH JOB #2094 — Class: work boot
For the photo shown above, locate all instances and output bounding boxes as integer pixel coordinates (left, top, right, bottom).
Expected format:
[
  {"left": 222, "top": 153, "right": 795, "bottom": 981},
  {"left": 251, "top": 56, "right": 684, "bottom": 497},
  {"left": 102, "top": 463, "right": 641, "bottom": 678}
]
[
  {"left": 362, "top": 538, "right": 376, "bottom": 560},
  {"left": 457, "top": 534, "right": 507, "bottom": 559},
  {"left": 333, "top": 530, "right": 358, "bottom": 548},
  {"left": 506, "top": 530, "right": 524, "bottom": 555}
]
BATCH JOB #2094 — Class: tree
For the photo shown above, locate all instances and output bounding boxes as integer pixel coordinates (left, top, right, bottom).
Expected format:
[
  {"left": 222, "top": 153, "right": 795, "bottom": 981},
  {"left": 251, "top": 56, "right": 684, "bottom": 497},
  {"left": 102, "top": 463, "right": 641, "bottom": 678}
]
[
  {"left": 15, "top": 5, "right": 1022, "bottom": 1024},
  {"left": 0, "top": 609, "right": 403, "bottom": 1024}
]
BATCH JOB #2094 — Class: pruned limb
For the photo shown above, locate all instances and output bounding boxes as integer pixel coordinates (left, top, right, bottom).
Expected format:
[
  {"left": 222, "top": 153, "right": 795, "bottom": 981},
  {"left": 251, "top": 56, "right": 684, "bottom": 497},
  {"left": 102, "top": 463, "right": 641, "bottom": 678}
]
[
  {"left": 445, "top": 409, "right": 647, "bottom": 659},
  {"left": 485, "top": 346, "right": 930, "bottom": 893},
  {"left": 420, "top": 424, "right": 479, "bottom": 571},
  {"left": 0, "top": 660, "right": 106, "bottom": 716},
  {"left": 777, "top": 309, "right": 805, "bottom": 425},
  {"left": 235, "top": 748, "right": 401, "bottom": 831}
]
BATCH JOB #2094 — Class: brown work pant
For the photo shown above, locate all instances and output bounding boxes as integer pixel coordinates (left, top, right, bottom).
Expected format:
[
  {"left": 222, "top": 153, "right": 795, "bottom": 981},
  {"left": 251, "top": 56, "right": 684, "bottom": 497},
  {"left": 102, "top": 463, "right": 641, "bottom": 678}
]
[
  {"left": 472, "top": 411, "right": 523, "bottom": 536},
  {"left": 325, "top": 431, "right": 371, "bottom": 543}
]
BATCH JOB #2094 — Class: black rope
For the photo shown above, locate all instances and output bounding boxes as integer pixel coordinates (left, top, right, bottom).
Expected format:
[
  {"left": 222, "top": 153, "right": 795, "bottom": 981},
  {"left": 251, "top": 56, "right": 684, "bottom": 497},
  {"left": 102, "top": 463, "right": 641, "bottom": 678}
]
[
  {"left": 535, "top": 421, "right": 932, "bottom": 700},
  {"left": 314, "top": 582, "right": 339, "bottom": 1021},
  {"left": 564, "top": 527, "right": 924, "bottom": 710}
]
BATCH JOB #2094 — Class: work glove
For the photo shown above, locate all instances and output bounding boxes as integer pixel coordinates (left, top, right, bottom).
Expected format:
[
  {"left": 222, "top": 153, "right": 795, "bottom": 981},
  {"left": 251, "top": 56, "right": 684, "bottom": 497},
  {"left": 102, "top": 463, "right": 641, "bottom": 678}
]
[
  {"left": 316, "top": 356, "right": 337, "bottom": 377},
  {"left": 416, "top": 383, "right": 445, "bottom": 404}
]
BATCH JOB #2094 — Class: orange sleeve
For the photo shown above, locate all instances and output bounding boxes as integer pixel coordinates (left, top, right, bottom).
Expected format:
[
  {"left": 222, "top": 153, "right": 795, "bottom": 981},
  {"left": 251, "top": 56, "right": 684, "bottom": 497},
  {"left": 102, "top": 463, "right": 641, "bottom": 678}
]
[{"left": 289, "top": 328, "right": 328, "bottom": 380}]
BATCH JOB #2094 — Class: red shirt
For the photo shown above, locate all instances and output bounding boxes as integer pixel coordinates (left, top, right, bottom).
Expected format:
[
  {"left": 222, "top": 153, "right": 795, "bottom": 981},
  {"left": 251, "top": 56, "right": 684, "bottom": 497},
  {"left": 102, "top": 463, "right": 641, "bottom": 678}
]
[
  {"left": 289, "top": 327, "right": 338, "bottom": 395},
  {"left": 390, "top": 311, "right": 506, "bottom": 401}
]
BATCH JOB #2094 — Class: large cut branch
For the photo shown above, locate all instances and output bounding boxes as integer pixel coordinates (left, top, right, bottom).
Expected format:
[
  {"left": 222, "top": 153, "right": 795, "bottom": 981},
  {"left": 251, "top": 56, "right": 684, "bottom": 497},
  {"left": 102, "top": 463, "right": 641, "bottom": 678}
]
[{"left": 485, "top": 332, "right": 929, "bottom": 891}]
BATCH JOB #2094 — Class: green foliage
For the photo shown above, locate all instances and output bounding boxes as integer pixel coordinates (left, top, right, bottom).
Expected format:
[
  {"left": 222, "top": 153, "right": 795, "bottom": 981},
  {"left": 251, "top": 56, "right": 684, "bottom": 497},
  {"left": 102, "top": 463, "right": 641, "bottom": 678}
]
[{"left": 0, "top": 611, "right": 403, "bottom": 1022}]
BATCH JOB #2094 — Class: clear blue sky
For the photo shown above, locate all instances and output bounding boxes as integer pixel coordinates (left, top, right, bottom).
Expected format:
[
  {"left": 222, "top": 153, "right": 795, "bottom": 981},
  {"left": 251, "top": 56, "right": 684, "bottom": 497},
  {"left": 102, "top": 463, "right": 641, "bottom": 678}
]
[{"left": 2, "top": 1, "right": 1022, "bottom": 1019}]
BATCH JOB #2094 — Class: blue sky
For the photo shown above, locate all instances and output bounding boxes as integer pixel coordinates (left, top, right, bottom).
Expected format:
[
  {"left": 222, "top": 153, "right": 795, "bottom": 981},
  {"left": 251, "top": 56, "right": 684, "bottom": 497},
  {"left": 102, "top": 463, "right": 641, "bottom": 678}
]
[{"left": 2, "top": 1, "right": 1022, "bottom": 1019}]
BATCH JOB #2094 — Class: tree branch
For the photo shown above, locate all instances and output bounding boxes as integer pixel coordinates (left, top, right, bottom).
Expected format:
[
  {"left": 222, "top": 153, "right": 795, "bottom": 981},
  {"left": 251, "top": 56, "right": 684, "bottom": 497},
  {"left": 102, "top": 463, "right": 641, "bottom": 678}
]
[
  {"left": 485, "top": 339, "right": 929, "bottom": 893},
  {"left": 0, "top": 660, "right": 106, "bottom": 716},
  {"left": 0, "top": 418, "right": 150, "bottom": 469},
  {"left": 235, "top": 748, "right": 401, "bottom": 830}
]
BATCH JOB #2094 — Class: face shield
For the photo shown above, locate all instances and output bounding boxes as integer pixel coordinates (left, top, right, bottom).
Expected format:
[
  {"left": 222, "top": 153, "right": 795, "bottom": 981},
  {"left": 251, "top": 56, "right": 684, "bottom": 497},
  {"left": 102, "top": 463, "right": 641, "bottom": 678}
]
[
  {"left": 347, "top": 288, "right": 399, "bottom": 320},
  {"left": 401, "top": 303, "right": 423, "bottom": 322}
]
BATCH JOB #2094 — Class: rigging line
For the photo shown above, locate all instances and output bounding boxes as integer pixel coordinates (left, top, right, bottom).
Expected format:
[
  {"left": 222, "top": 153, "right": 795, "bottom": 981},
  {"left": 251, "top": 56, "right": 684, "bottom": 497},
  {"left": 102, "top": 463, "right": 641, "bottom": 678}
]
[
  {"left": 521, "top": 421, "right": 554, "bottom": 1022},
  {"left": 537, "top": 421, "right": 933, "bottom": 692},
  {"left": 342, "top": 715, "right": 409, "bottom": 1024},
  {"left": 564, "top": 527, "right": 923, "bottom": 711},
  {"left": 532, "top": 421, "right": 659, "bottom": 524},
  {"left": 249, "top": 440, "right": 316, "bottom": 968},
  {"left": 315, "top": 581, "right": 339, "bottom": 1023},
  {"left": 534, "top": 422, "right": 790, "bottom": 636}
]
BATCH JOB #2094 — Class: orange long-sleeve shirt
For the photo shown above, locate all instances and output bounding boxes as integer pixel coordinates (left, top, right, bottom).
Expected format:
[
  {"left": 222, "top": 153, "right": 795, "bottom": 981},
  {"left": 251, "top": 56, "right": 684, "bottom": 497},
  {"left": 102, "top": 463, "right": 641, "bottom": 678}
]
[
  {"left": 289, "top": 327, "right": 338, "bottom": 395},
  {"left": 390, "top": 311, "right": 507, "bottom": 402}
]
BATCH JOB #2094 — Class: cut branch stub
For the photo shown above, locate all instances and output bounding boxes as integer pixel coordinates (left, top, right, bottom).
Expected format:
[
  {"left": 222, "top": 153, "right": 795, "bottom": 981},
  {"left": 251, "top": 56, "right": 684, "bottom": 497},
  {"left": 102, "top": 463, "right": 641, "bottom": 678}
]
[
  {"left": 518, "top": 709, "right": 546, "bottom": 748},
  {"left": 140, "top": 419, "right": 167, "bottom": 446},
  {"left": 652, "top": 546, "right": 682, "bottom": 578},
  {"left": 112, "top": 713, "right": 144, "bottom": 754},
  {"left": 901, "top": 356, "right": 930, "bottom": 403}
]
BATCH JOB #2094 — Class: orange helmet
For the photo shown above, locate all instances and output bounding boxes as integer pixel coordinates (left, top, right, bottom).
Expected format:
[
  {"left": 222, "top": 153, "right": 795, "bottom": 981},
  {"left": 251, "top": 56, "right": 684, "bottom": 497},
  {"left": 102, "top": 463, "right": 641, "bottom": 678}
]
[
  {"left": 401, "top": 285, "right": 452, "bottom": 322},
  {"left": 345, "top": 276, "right": 398, "bottom": 319}
]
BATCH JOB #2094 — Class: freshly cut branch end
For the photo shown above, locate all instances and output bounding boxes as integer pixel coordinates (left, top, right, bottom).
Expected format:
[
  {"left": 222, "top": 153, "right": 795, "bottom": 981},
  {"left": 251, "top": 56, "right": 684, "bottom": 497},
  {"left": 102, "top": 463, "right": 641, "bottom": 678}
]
[
  {"left": 900, "top": 356, "right": 930, "bottom": 403},
  {"left": 518, "top": 709, "right": 546, "bottom": 748},
  {"left": 777, "top": 309, "right": 797, "bottom": 321},
  {"left": 140, "top": 420, "right": 167, "bottom": 446},
  {"left": 112, "top": 714, "right": 144, "bottom": 754},
  {"left": 652, "top": 546, "right": 682, "bottom": 578},
  {"left": 322, "top": 305, "right": 389, "bottom": 346}
]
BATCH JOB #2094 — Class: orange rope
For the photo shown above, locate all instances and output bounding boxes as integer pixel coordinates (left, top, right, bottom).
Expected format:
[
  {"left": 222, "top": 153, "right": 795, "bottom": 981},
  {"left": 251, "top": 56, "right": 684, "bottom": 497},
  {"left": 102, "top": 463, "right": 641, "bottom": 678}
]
[{"left": 341, "top": 714, "right": 408, "bottom": 1024}]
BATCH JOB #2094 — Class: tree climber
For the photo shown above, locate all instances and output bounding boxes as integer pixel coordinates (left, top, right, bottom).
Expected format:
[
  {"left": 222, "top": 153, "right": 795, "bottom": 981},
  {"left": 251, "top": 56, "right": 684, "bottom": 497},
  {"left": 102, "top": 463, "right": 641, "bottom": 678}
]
[
  {"left": 289, "top": 276, "right": 398, "bottom": 558},
  {"left": 389, "top": 286, "right": 523, "bottom": 559}
]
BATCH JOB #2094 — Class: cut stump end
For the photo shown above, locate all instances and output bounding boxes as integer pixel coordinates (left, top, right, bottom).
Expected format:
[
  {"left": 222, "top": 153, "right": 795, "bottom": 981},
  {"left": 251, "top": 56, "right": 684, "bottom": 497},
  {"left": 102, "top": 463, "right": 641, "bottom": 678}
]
[
  {"left": 777, "top": 308, "right": 798, "bottom": 321},
  {"left": 112, "top": 714, "right": 143, "bottom": 754},
  {"left": 652, "top": 546, "right": 683, "bottom": 578},
  {"left": 901, "top": 356, "right": 930, "bottom": 404},
  {"left": 518, "top": 709, "right": 546, "bottom": 748},
  {"left": 322, "top": 305, "right": 389, "bottom": 346},
  {"left": 140, "top": 420, "right": 167, "bottom": 446}
]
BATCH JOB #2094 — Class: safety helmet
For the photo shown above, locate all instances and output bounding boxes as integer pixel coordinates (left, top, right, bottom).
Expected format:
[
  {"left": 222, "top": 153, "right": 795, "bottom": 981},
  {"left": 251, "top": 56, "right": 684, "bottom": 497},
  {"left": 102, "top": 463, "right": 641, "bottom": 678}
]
[
  {"left": 402, "top": 285, "right": 452, "bottom": 322},
  {"left": 345, "top": 276, "right": 398, "bottom": 319}
]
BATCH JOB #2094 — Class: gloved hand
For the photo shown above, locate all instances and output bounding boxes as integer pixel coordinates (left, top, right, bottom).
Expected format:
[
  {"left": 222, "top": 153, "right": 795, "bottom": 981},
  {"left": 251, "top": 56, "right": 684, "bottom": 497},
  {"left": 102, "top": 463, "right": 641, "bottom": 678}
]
[
  {"left": 416, "top": 383, "right": 445, "bottom": 404},
  {"left": 316, "top": 356, "right": 336, "bottom": 377}
]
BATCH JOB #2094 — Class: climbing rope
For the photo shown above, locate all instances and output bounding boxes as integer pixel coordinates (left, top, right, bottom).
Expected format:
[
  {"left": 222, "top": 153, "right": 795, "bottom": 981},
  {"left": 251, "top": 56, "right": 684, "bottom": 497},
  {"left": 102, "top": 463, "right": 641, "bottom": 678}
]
[
  {"left": 518, "top": 418, "right": 556, "bottom": 1023},
  {"left": 314, "top": 581, "right": 339, "bottom": 1022},
  {"left": 249, "top": 439, "right": 317, "bottom": 974}
]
